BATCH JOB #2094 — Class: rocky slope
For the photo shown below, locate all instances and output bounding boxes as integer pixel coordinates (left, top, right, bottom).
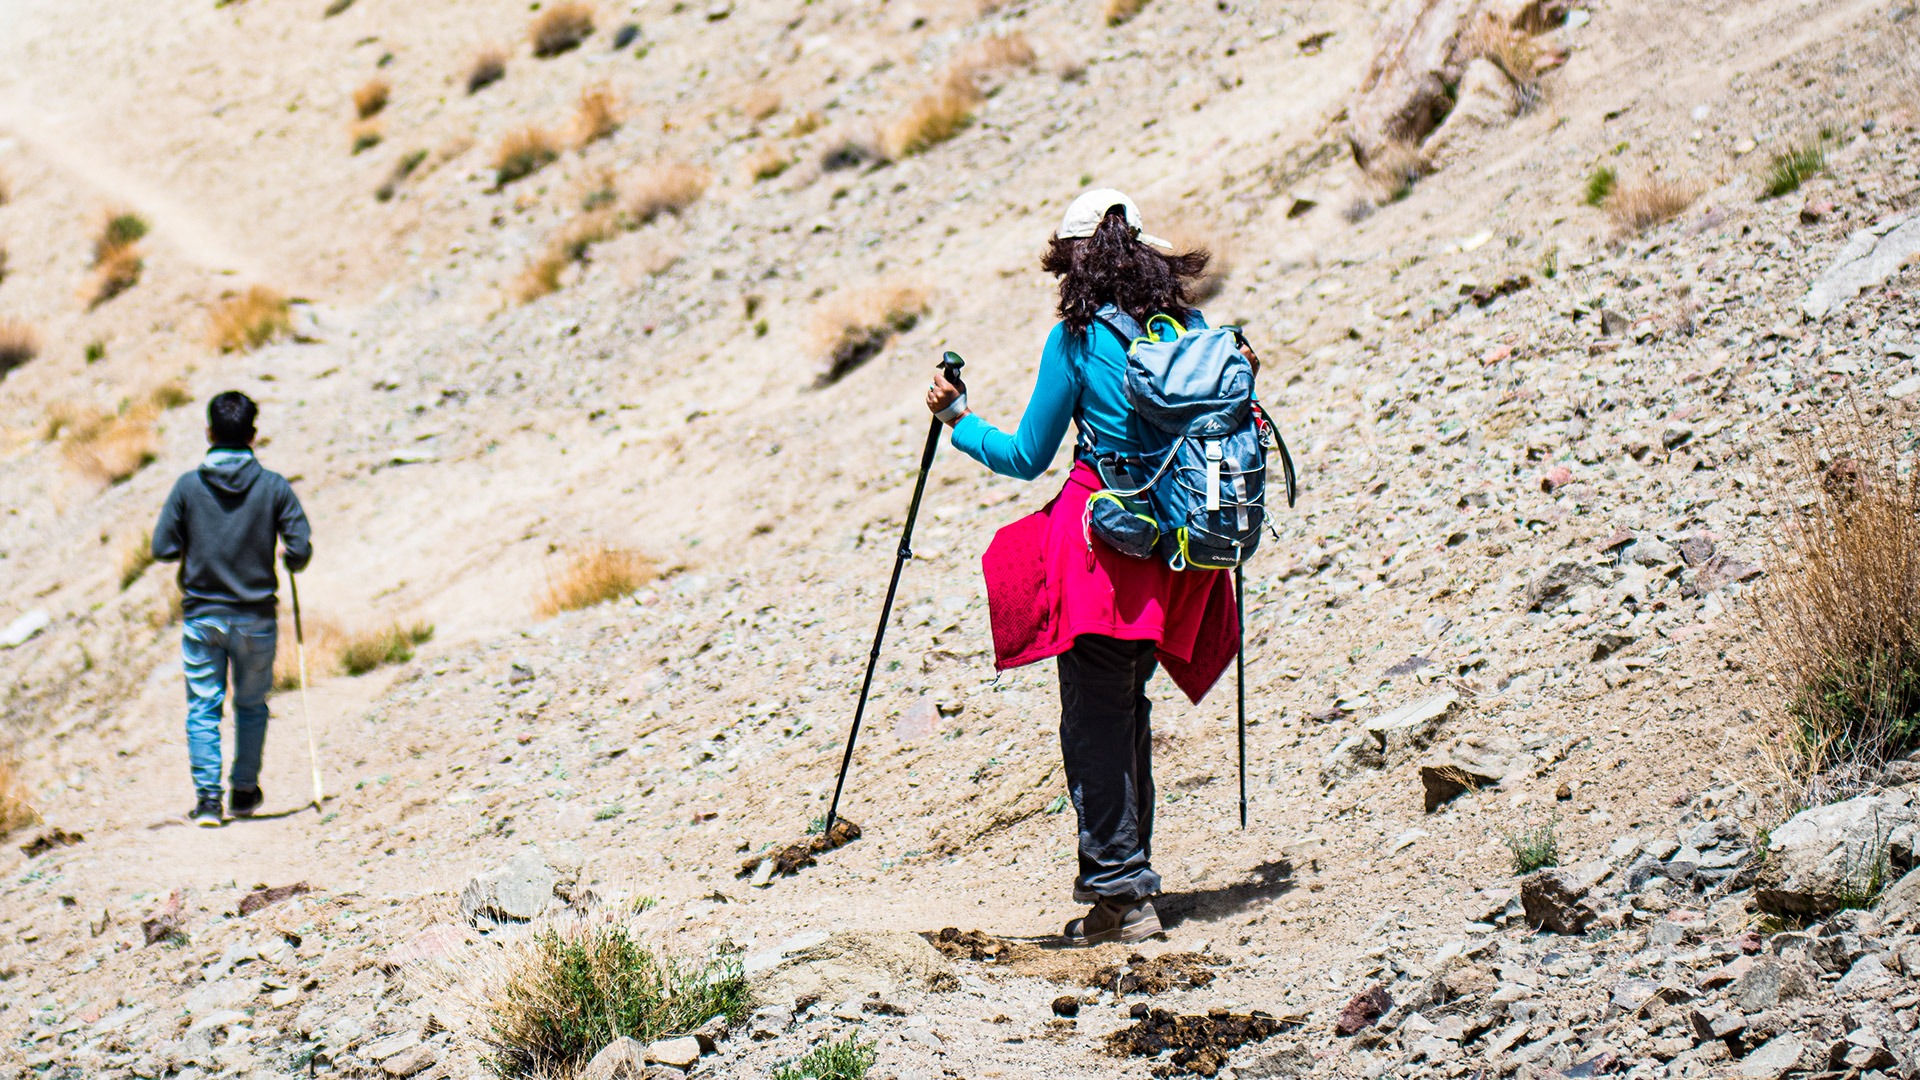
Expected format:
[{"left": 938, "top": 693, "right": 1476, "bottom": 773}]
[{"left": 7, "top": 0, "right": 1920, "bottom": 1076}]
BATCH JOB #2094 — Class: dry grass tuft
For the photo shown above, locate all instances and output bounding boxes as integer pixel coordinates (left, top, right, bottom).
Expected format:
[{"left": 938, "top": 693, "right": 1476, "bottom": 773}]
[
  {"left": 743, "top": 144, "right": 791, "bottom": 183},
  {"left": 339, "top": 621, "right": 433, "bottom": 676},
  {"left": 743, "top": 88, "right": 782, "bottom": 122},
  {"left": 273, "top": 616, "right": 345, "bottom": 691},
  {"left": 1465, "top": 18, "right": 1546, "bottom": 108},
  {"left": 493, "top": 127, "right": 560, "bottom": 188},
  {"left": 0, "top": 170, "right": 11, "bottom": 205},
  {"left": 789, "top": 111, "right": 825, "bottom": 138},
  {"left": 59, "top": 406, "right": 159, "bottom": 485},
  {"left": 811, "top": 285, "right": 931, "bottom": 387},
  {"left": 0, "top": 754, "right": 38, "bottom": 839},
  {"left": 351, "top": 118, "right": 384, "bottom": 154},
  {"left": 464, "top": 917, "right": 750, "bottom": 1079},
  {"left": 881, "top": 71, "right": 983, "bottom": 161},
  {"left": 89, "top": 247, "right": 144, "bottom": 309},
  {"left": 1759, "top": 422, "right": 1920, "bottom": 801},
  {"left": 467, "top": 48, "right": 508, "bottom": 94},
  {"left": 119, "top": 538, "right": 156, "bottom": 591},
  {"left": 1362, "top": 140, "right": 1428, "bottom": 202},
  {"left": 352, "top": 77, "right": 390, "bottom": 120},
  {"left": 0, "top": 320, "right": 40, "bottom": 378},
  {"left": 93, "top": 210, "right": 148, "bottom": 264},
  {"left": 571, "top": 83, "right": 622, "bottom": 147},
  {"left": 626, "top": 163, "right": 709, "bottom": 225},
  {"left": 1604, "top": 176, "right": 1695, "bottom": 235},
  {"left": 513, "top": 212, "right": 617, "bottom": 303},
  {"left": 208, "top": 286, "right": 292, "bottom": 353},
  {"left": 530, "top": 2, "right": 595, "bottom": 57},
  {"left": 955, "top": 32, "right": 1037, "bottom": 79},
  {"left": 1104, "top": 0, "right": 1147, "bottom": 26},
  {"left": 0, "top": 241, "right": 9, "bottom": 286},
  {"left": 539, "top": 545, "right": 655, "bottom": 616}
]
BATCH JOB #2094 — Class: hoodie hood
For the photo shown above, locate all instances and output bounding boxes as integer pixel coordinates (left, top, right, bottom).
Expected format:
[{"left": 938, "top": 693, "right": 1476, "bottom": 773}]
[{"left": 198, "top": 447, "right": 261, "bottom": 498}]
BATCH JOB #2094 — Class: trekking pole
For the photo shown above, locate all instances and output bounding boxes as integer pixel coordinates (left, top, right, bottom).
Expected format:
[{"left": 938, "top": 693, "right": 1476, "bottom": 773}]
[
  {"left": 289, "top": 573, "right": 324, "bottom": 811},
  {"left": 823, "top": 352, "right": 966, "bottom": 835},
  {"left": 1235, "top": 565, "right": 1247, "bottom": 830}
]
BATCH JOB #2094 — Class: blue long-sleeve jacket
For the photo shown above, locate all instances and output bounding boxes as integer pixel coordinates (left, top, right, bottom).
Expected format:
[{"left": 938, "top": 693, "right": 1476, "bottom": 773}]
[{"left": 950, "top": 311, "right": 1206, "bottom": 479}]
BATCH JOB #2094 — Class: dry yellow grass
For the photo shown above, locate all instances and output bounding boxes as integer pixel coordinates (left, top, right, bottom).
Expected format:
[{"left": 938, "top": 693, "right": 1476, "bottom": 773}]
[
  {"left": 955, "top": 32, "right": 1036, "bottom": 79},
  {"left": 1605, "top": 177, "right": 1696, "bottom": 235},
  {"left": 89, "top": 246, "right": 143, "bottom": 309},
  {"left": 743, "top": 144, "right": 791, "bottom": 182},
  {"left": 789, "top": 110, "right": 825, "bottom": 137},
  {"left": 530, "top": 2, "right": 595, "bottom": 57},
  {"left": 493, "top": 126, "right": 559, "bottom": 187},
  {"left": 513, "top": 211, "right": 618, "bottom": 302},
  {"left": 0, "top": 319, "right": 39, "bottom": 377},
  {"left": 0, "top": 241, "right": 9, "bottom": 286},
  {"left": 59, "top": 405, "right": 159, "bottom": 485},
  {"left": 208, "top": 286, "right": 292, "bottom": 353},
  {"left": 811, "top": 284, "right": 932, "bottom": 386},
  {"left": 1362, "top": 140, "right": 1428, "bottom": 201},
  {"left": 571, "top": 83, "right": 622, "bottom": 147},
  {"left": 743, "top": 87, "right": 782, "bottom": 122},
  {"left": 626, "top": 163, "right": 709, "bottom": 225},
  {"left": 1465, "top": 17, "right": 1550, "bottom": 109},
  {"left": 1104, "top": 0, "right": 1147, "bottom": 26},
  {"left": 539, "top": 545, "right": 656, "bottom": 616},
  {"left": 467, "top": 48, "right": 508, "bottom": 94},
  {"left": 0, "top": 170, "right": 10, "bottom": 206},
  {"left": 273, "top": 615, "right": 344, "bottom": 691},
  {"left": 0, "top": 754, "right": 38, "bottom": 839},
  {"left": 118, "top": 537, "right": 156, "bottom": 591},
  {"left": 880, "top": 72, "right": 983, "bottom": 161},
  {"left": 352, "top": 77, "right": 390, "bottom": 119}
]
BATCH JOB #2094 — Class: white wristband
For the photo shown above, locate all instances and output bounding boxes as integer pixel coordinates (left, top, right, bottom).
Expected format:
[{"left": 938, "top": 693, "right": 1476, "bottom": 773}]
[{"left": 934, "top": 393, "right": 968, "bottom": 423}]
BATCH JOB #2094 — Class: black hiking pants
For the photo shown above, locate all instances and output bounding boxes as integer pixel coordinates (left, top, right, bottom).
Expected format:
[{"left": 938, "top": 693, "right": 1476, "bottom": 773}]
[{"left": 1058, "top": 634, "right": 1162, "bottom": 903}]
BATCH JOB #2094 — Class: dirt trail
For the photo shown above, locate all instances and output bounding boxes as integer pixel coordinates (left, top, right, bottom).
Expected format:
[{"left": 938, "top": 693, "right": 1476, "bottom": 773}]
[{"left": 4, "top": 0, "right": 1920, "bottom": 1076}]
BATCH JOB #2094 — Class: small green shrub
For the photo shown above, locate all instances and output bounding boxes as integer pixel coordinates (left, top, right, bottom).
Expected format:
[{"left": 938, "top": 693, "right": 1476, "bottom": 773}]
[
  {"left": 340, "top": 621, "right": 433, "bottom": 676},
  {"left": 773, "top": 1035, "right": 876, "bottom": 1080},
  {"left": 1764, "top": 142, "right": 1826, "bottom": 199},
  {"left": 1582, "top": 164, "right": 1617, "bottom": 207},
  {"left": 484, "top": 923, "right": 751, "bottom": 1079},
  {"left": 1501, "top": 817, "right": 1559, "bottom": 875}
]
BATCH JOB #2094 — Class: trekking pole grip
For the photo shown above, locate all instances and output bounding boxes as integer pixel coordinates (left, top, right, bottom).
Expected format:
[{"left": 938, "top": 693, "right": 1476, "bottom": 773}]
[{"left": 939, "top": 351, "right": 966, "bottom": 395}]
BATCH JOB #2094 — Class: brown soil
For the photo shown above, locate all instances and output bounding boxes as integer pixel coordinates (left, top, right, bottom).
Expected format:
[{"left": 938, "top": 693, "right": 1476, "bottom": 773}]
[
  {"left": 1089, "top": 950, "right": 1230, "bottom": 995},
  {"left": 1107, "top": 1006, "right": 1297, "bottom": 1077}
]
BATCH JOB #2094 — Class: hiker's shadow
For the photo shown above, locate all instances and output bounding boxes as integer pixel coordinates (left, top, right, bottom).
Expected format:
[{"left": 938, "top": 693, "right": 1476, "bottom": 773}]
[{"left": 1155, "top": 858, "right": 1294, "bottom": 931}]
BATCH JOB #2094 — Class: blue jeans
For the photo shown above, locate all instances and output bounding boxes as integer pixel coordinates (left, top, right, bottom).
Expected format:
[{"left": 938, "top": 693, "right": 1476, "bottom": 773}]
[{"left": 182, "top": 613, "right": 277, "bottom": 800}]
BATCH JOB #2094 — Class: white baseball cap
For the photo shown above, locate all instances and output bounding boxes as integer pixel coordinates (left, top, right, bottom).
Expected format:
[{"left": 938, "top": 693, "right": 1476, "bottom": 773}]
[{"left": 1056, "top": 188, "right": 1172, "bottom": 249}]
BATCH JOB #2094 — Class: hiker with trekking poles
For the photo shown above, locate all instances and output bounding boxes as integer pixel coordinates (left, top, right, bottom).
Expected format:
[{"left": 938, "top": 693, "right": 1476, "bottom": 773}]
[
  {"left": 920, "top": 190, "right": 1295, "bottom": 945},
  {"left": 152, "top": 391, "right": 315, "bottom": 827}
]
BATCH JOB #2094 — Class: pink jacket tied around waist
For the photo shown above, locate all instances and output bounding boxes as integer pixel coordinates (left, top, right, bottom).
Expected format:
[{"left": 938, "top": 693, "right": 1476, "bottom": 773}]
[{"left": 981, "top": 461, "right": 1238, "bottom": 705}]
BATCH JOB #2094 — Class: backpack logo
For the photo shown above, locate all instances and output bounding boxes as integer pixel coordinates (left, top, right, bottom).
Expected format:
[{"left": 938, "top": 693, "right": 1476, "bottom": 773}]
[{"left": 1084, "top": 310, "right": 1296, "bottom": 570}]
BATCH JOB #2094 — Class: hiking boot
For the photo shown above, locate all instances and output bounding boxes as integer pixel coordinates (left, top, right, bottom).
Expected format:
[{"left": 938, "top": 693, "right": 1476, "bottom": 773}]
[
  {"left": 188, "top": 796, "right": 224, "bottom": 828},
  {"left": 228, "top": 785, "right": 264, "bottom": 818},
  {"left": 1063, "top": 896, "right": 1161, "bottom": 946}
]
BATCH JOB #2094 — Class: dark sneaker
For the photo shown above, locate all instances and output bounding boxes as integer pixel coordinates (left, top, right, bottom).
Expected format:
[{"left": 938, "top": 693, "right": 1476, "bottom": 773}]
[
  {"left": 229, "top": 786, "right": 264, "bottom": 818},
  {"left": 1063, "top": 896, "right": 1161, "bottom": 946},
  {"left": 188, "top": 796, "right": 224, "bottom": 828}
]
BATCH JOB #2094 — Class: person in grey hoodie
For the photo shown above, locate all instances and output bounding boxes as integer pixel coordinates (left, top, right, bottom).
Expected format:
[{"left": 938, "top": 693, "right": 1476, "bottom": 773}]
[{"left": 152, "top": 391, "right": 313, "bottom": 826}]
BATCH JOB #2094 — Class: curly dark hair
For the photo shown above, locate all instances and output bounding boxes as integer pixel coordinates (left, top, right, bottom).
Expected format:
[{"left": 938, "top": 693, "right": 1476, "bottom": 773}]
[{"left": 1040, "top": 207, "right": 1211, "bottom": 338}]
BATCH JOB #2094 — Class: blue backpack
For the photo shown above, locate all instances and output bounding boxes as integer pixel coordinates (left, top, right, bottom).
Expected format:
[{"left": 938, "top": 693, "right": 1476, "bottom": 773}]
[{"left": 1080, "top": 308, "right": 1296, "bottom": 571}]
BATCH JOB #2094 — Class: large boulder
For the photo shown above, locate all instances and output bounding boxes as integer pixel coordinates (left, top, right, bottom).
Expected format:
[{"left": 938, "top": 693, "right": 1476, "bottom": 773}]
[
  {"left": 1519, "top": 860, "right": 1610, "bottom": 933},
  {"left": 1420, "top": 59, "right": 1518, "bottom": 165},
  {"left": 1755, "top": 792, "right": 1918, "bottom": 918},
  {"left": 1347, "top": 0, "right": 1477, "bottom": 169}
]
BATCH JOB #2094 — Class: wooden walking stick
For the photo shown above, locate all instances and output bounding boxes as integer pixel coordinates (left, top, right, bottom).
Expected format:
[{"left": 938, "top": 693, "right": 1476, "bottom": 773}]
[{"left": 289, "top": 573, "right": 324, "bottom": 811}]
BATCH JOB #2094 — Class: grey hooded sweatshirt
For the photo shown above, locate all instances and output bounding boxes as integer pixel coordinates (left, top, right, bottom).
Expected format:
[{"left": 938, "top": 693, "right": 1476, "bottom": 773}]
[{"left": 152, "top": 447, "right": 313, "bottom": 618}]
